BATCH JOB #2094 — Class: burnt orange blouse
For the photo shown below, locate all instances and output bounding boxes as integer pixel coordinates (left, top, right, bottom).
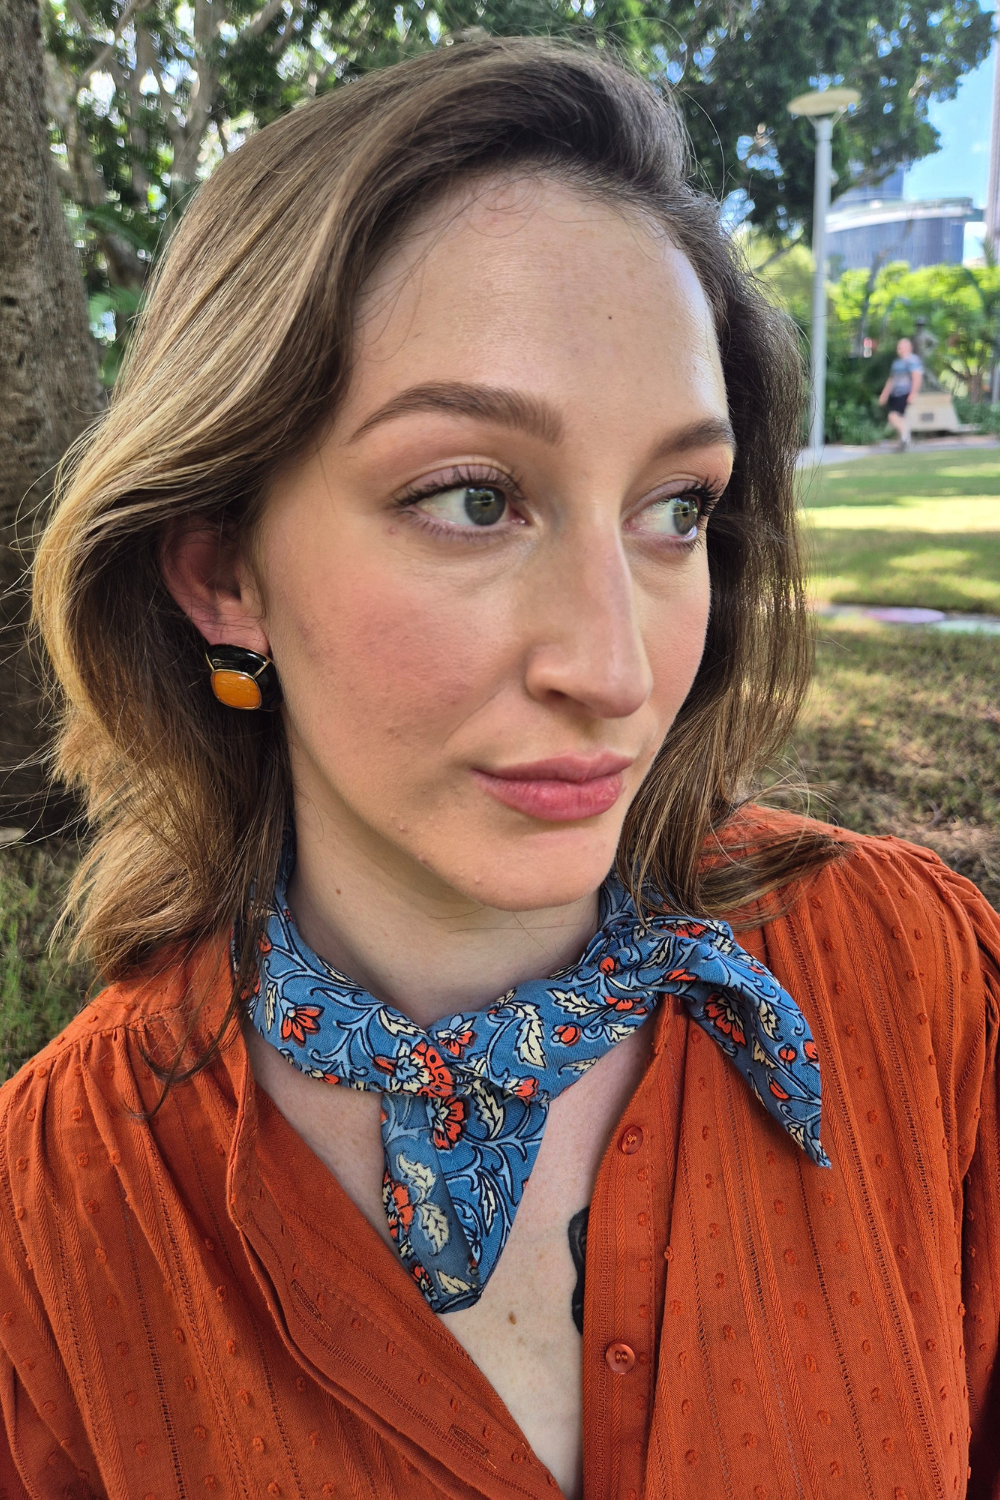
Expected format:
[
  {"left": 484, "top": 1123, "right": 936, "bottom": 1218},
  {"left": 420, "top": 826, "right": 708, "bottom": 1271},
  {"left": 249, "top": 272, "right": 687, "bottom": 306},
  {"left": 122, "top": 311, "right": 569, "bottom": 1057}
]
[{"left": 1, "top": 816, "right": 999, "bottom": 1500}]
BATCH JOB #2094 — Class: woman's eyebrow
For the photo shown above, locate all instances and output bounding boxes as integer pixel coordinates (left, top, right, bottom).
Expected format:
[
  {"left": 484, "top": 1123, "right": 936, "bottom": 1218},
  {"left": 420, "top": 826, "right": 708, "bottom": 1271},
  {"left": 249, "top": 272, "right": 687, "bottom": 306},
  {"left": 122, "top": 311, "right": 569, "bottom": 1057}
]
[
  {"left": 348, "top": 383, "right": 735, "bottom": 464},
  {"left": 348, "top": 382, "right": 563, "bottom": 444},
  {"left": 649, "top": 416, "right": 736, "bottom": 461}
]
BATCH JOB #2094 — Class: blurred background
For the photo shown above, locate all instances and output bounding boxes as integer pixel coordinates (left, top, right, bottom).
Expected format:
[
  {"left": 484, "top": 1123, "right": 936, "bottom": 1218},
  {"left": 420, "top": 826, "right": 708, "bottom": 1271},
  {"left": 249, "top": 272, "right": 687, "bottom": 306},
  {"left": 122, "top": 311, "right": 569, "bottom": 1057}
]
[{"left": 1, "top": 0, "right": 998, "bottom": 1075}]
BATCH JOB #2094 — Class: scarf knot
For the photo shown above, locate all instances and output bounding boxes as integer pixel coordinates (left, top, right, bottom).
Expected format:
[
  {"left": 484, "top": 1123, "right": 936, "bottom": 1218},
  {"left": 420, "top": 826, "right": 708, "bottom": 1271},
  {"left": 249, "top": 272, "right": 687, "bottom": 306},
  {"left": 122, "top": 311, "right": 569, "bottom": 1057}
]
[{"left": 248, "top": 870, "right": 828, "bottom": 1313}]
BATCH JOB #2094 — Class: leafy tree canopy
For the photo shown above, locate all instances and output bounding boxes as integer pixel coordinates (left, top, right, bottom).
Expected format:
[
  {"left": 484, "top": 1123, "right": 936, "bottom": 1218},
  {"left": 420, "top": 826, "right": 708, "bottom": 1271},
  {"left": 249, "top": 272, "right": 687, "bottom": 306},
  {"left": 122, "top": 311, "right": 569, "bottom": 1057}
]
[
  {"left": 830, "top": 258, "right": 1000, "bottom": 402},
  {"left": 42, "top": 0, "right": 993, "bottom": 378}
]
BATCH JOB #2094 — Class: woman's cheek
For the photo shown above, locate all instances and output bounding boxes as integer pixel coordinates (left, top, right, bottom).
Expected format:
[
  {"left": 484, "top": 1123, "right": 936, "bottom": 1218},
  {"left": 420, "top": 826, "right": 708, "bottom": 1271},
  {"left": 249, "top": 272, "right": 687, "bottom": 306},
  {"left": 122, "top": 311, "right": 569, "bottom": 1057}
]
[
  {"left": 271, "top": 563, "right": 505, "bottom": 772},
  {"left": 640, "top": 564, "right": 711, "bottom": 733}
]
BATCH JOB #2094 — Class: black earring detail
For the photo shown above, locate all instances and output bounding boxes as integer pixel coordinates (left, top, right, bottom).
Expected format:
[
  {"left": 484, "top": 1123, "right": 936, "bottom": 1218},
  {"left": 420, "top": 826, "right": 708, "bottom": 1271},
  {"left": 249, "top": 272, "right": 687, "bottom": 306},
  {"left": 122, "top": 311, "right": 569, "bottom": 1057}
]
[{"left": 206, "top": 646, "right": 281, "bottom": 712}]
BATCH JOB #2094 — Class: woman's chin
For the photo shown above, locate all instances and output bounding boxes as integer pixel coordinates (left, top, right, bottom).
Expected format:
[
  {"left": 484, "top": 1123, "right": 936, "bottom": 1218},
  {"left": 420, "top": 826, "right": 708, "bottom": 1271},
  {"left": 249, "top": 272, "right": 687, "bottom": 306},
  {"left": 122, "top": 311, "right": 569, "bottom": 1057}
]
[{"left": 436, "top": 821, "right": 625, "bottom": 912}]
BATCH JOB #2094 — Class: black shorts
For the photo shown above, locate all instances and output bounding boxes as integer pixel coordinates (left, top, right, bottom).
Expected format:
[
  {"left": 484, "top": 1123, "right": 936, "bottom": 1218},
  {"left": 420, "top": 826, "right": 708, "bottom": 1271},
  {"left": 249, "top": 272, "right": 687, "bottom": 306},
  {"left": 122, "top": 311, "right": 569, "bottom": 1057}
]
[{"left": 886, "top": 393, "right": 910, "bottom": 416}]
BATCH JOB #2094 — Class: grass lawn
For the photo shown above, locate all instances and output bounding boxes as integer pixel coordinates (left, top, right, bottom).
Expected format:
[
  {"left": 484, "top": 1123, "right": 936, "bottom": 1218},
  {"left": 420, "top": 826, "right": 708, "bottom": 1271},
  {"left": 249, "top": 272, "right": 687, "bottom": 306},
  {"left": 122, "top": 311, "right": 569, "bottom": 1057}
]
[
  {"left": 800, "top": 448, "right": 1000, "bottom": 611},
  {"left": 789, "top": 624, "right": 1000, "bottom": 911},
  {"left": 2, "top": 625, "right": 997, "bottom": 1083}
]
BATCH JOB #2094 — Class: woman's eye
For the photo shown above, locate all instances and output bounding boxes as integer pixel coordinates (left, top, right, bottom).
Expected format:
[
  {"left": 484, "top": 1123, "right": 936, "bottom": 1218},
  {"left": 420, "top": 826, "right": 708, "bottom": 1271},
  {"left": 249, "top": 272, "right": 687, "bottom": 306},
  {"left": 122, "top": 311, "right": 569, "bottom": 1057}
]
[
  {"left": 415, "top": 485, "right": 509, "bottom": 528},
  {"left": 635, "top": 494, "right": 701, "bottom": 539}
]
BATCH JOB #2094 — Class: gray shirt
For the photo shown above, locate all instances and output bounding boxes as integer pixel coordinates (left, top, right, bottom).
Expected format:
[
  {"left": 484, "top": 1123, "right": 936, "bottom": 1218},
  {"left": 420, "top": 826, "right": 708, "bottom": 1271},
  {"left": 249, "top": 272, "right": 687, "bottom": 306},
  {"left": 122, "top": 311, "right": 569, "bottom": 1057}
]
[{"left": 889, "top": 353, "right": 923, "bottom": 397}]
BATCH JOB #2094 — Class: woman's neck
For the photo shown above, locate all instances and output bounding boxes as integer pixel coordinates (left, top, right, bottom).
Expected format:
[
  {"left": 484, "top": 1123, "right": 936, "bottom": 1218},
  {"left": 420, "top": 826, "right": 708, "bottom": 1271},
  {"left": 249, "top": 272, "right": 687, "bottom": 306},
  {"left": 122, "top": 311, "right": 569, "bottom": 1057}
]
[
  {"left": 287, "top": 798, "right": 602, "bottom": 1032},
  {"left": 286, "top": 804, "right": 601, "bottom": 1030}
]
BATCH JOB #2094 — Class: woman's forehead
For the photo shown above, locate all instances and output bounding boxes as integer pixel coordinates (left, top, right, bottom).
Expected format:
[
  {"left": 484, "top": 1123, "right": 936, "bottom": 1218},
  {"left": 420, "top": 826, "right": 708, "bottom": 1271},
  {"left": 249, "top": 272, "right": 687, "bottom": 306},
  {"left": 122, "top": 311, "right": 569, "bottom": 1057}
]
[{"left": 346, "top": 175, "right": 727, "bottom": 437}]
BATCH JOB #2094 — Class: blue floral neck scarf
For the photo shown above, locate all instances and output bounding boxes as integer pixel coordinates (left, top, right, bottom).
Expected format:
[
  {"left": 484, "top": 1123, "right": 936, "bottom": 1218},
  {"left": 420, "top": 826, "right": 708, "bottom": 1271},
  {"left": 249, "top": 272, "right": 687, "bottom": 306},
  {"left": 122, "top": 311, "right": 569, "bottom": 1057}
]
[{"left": 247, "top": 864, "right": 829, "bottom": 1313}]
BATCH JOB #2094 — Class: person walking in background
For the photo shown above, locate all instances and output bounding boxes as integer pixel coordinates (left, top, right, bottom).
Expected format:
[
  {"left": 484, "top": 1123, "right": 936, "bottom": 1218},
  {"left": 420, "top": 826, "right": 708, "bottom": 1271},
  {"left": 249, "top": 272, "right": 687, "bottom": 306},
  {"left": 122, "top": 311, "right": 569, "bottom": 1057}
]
[{"left": 878, "top": 334, "right": 924, "bottom": 449}]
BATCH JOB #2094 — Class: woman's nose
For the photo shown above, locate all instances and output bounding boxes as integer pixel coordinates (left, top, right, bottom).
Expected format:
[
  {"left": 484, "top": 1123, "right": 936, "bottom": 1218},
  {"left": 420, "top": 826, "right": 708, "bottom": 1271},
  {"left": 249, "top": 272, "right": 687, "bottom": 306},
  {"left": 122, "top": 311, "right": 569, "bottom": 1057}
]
[{"left": 521, "top": 525, "right": 654, "bottom": 721}]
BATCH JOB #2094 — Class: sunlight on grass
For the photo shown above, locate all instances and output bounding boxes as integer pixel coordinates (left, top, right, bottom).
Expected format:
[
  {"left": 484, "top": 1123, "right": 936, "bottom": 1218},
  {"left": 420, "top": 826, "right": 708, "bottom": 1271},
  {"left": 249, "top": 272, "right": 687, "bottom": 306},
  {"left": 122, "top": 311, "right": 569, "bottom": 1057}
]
[
  {"left": 889, "top": 548, "right": 973, "bottom": 573},
  {"left": 806, "top": 498, "right": 1000, "bottom": 531},
  {"left": 935, "top": 464, "right": 1000, "bottom": 480},
  {"left": 800, "top": 449, "right": 1000, "bottom": 609},
  {"left": 800, "top": 450, "right": 1000, "bottom": 509}
]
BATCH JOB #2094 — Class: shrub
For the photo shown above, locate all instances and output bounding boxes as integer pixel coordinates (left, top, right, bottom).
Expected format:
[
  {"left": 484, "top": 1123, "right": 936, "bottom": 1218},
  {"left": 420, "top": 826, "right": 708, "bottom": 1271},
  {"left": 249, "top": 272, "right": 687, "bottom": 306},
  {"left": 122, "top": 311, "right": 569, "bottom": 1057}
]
[
  {"left": 954, "top": 397, "right": 1000, "bottom": 436},
  {"left": 824, "top": 350, "right": 892, "bottom": 443}
]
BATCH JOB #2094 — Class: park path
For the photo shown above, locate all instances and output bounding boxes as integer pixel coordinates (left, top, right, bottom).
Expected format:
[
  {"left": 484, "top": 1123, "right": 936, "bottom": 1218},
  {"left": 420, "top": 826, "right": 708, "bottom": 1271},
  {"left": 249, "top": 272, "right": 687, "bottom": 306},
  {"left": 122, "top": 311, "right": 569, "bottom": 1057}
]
[{"left": 798, "top": 433, "right": 1000, "bottom": 467}]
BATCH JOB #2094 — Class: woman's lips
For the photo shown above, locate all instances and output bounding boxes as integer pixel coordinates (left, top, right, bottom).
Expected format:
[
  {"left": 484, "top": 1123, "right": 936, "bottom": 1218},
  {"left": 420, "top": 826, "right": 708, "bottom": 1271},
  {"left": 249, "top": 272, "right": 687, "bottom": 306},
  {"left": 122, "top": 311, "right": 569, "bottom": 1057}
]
[{"left": 471, "top": 753, "right": 633, "bottom": 823}]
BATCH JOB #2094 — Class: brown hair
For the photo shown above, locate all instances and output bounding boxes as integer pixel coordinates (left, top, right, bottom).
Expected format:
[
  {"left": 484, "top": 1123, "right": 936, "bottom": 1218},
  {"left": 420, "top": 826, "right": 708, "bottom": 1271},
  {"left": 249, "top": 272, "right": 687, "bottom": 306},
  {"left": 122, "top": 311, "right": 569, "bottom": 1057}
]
[{"left": 34, "top": 36, "right": 842, "bottom": 1082}]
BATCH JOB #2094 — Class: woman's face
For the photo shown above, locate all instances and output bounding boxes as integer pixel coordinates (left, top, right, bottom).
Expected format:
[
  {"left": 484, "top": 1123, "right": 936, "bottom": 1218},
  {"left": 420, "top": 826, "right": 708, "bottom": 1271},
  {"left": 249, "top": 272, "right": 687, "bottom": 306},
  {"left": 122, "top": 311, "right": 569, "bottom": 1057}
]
[{"left": 188, "top": 176, "right": 734, "bottom": 913}]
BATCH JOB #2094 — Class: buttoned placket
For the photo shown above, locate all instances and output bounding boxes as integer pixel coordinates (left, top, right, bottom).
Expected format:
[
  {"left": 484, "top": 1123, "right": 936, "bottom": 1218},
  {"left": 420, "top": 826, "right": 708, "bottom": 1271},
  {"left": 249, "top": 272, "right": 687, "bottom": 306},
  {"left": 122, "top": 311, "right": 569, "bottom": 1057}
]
[
  {"left": 582, "top": 999, "right": 681, "bottom": 1500},
  {"left": 229, "top": 1037, "right": 564, "bottom": 1499},
  {"left": 230, "top": 995, "right": 682, "bottom": 1499}
]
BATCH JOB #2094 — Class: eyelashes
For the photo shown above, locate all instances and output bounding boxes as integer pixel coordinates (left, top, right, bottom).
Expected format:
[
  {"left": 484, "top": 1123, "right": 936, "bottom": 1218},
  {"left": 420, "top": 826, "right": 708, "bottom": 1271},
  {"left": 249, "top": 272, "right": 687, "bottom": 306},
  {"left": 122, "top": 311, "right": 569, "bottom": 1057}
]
[
  {"left": 395, "top": 464, "right": 521, "bottom": 510},
  {"left": 394, "top": 465, "right": 725, "bottom": 545}
]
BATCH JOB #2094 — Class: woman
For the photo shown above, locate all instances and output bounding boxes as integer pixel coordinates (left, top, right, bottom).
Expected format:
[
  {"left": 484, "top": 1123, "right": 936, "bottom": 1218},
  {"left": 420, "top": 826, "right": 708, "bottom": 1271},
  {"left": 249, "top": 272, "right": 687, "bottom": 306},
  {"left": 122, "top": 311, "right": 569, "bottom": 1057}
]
[{"left": 2, "top": 39, "right": 998, "bottom": 1500}]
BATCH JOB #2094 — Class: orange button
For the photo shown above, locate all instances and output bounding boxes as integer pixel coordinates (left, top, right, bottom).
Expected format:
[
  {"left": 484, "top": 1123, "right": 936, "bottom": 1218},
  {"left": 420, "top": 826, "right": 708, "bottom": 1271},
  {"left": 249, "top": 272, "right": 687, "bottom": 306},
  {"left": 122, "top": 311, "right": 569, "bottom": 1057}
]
[
  {"left": 605, "top": 1341, "right": 636, "bottom": 1373},
  {"left": 619, "top": 1125, "right": 644, "bottom": 1155}
]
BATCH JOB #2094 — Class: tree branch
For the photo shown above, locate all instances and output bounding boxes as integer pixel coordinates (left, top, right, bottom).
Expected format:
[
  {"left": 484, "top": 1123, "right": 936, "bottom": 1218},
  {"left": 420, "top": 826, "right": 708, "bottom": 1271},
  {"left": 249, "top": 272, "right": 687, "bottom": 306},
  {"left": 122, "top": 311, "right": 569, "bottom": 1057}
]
[
  {"left": 146, "top": 51, "right": 184, "bottom": 160},
  {"left": 169, "top": 0, "right": 222, "bottom": 186},
  {"left": 271, "top": 0, "right": 303, "bottom": 57},
  {"left": 248, "top": 0, "right": 286, "bottom": 38},
  {"left": 755, "top": 225, "right": 806, "bottom": 273},
  {"left": 77, "top": 0, "right": 144, "bottom": 87}
]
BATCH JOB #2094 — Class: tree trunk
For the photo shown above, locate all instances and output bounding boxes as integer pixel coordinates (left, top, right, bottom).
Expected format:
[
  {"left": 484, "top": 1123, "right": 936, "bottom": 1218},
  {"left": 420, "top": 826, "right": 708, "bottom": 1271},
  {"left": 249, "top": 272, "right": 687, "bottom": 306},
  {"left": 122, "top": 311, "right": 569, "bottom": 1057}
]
[{"left": 0, "top": 0, "right": 104, "bottom": 829}]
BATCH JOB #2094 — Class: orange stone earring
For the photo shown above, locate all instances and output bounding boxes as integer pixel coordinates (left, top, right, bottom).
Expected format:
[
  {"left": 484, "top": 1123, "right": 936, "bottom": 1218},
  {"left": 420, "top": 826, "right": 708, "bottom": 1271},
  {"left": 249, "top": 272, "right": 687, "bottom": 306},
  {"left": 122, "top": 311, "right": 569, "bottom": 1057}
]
[{"left": 206, "top": 646, "right": 281, "bottom": 711}]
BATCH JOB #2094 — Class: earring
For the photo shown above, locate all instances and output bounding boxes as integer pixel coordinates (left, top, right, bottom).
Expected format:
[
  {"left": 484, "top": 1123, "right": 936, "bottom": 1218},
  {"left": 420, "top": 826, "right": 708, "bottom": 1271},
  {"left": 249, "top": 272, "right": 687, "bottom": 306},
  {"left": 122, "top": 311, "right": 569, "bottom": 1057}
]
[{"left": 206, "top": 646, "right": 281, "bottom": 711}]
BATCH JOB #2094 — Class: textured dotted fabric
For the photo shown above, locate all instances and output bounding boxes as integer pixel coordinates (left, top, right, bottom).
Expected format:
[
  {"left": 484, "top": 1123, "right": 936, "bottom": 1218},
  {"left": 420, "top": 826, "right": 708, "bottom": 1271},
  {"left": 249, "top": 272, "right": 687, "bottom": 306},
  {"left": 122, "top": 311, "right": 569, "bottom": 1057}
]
[{"left": 0, "top": 811, "right": 998, "bottom": 1500}]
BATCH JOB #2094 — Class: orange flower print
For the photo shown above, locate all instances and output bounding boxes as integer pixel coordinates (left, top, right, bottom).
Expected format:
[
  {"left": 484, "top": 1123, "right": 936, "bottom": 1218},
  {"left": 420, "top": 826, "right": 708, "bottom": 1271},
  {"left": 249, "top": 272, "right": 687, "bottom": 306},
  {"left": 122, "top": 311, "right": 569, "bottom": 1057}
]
[
  {"left": 803, "top": 1039, "right": 819, "bottom": 1066},
  {"left": 553, "top": 1024, "right": 582, "bottom": 1045},
  {"left": 673, "top": 921, "right": 708, "bottom": 938},
  {"left": 598, "top": 957, "right": 616, "bottom": 975},
  {"left": 436, "top": 1026, "right": 476, "bottom": 1058},
  {"left": 382, "top": 1172, "right": 415, "bottom": 1242},
  {"left": 279, "top": 1002, "right": 322, "bottom": 1045},
  {"left": 427, "top": 1094, "right": 467, "bottom": 1150},
  {"left": 778, "top": 1044, "right": 797, "bottom": 1065},
  {"left": 512, "top": 1078, "right": 539, "bottom": 1101},
  {"left": 374, "top": 1040, "right": 455, "bottom": 1097},
  {"left": 768, "top": 1078, "right": 791, "bottom": 1101},
  {"left": 704, "top": 995, "right": 746, "bottom": 1047},
  {"left": 257, "top": 933, "right": 272, "bottom": 956},
  {"left": 602, "top": 992, "right": 649, "bottom": 1015},
  {"left": 411, "top": 1261, "right": 434, "bottom": 1298}
]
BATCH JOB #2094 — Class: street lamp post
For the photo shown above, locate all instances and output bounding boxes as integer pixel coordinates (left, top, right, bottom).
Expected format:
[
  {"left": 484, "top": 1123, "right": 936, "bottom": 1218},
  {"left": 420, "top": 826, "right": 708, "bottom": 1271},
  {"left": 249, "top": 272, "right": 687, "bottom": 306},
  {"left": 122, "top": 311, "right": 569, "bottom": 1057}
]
[{"left": 788, "top": 88, "right": 860, "bottom": 457}]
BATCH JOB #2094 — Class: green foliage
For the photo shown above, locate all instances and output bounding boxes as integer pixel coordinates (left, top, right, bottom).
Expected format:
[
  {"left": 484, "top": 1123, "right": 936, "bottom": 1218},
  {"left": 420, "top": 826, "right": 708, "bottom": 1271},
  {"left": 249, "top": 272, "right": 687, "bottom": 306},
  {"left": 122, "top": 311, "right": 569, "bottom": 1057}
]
[
  {"left": 0, "top": 840, "right": 91, "bottom": 1083},
  {"left": 87, "top": 283, "right": 143, "bottom": 385},
  {"left": 743, "top": 231, "right": 814, "bottom": 327},
  {"left": 829, "top": 261, "right": 1000, "bottom": 403},
  {"left": 679, "top": 0, "right": 992, "bottom": 240},
  {"left": 955, "top": 397, "right": 1000, "bottom": 435},
  {"left": 823, "top": 350, "right": 894, "bottom": 442},
  {"left": 752, "top": 241, "right": 1000, "bottom": 437},
  {"left": 42, "top": 0, "right": 994, "bottom": 323},
  {"left": 822, "top": 401, "right": 888, "bottom": 446}
]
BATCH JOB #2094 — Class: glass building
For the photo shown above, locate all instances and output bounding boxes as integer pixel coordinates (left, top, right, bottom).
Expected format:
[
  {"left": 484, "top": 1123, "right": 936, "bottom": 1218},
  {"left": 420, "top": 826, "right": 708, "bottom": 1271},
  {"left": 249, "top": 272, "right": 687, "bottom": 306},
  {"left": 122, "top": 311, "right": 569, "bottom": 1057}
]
[{"left": 826, "top": 168, "right": 978, "bottom": 274}]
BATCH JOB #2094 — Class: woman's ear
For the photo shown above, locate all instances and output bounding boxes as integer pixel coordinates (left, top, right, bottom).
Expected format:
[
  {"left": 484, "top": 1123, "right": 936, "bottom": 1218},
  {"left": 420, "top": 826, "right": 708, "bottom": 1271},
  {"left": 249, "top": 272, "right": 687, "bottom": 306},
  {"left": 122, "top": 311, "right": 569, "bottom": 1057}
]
[{"left": 160, "top": 520, "right": 271, "bottom": 655}]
